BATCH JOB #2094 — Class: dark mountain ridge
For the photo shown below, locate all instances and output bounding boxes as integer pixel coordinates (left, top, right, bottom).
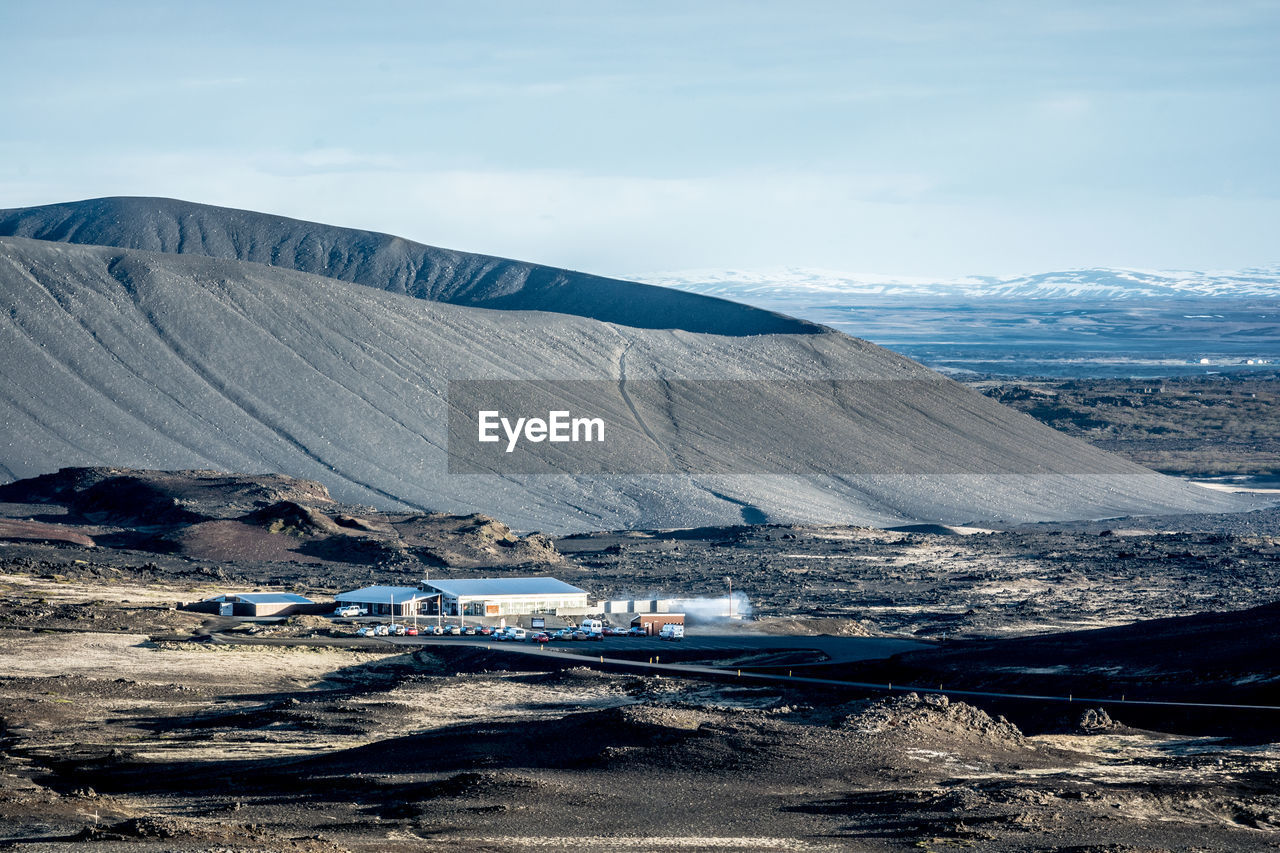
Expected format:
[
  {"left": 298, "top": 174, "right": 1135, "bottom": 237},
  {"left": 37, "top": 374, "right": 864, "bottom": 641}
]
[{"left": 0, "top": 196, "right": 817, "bottom": 336}]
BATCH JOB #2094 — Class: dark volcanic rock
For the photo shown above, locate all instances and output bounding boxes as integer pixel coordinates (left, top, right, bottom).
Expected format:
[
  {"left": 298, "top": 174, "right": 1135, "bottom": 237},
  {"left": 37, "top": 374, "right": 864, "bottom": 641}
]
[
  {"left": 0, "top": 468, "right": 565, "bottom": 575},
  {"left": 0, "top": 467, "right": 334, "bottom": 523},
  {"left": 1077, "top": 708, "right": 1115, "bottom": 731},
  {"left": 840, "top": 693, "right": 1028, "bottom": 747}
]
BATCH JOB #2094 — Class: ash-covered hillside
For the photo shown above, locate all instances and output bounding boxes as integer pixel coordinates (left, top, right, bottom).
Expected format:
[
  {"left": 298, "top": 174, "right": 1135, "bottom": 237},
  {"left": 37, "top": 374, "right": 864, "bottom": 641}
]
[
  {"left": 0, "top": 196, "right": 815, "bottom": 336},
  {"left": 0, "top": 199, "right": 1262, "bottom": 532}
]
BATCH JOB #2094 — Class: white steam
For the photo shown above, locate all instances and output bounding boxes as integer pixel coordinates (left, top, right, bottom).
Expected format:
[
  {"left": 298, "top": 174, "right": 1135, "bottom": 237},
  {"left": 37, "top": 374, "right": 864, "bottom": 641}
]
[{"left": 664, "top": 594, "right": 752, "bottom": 623}]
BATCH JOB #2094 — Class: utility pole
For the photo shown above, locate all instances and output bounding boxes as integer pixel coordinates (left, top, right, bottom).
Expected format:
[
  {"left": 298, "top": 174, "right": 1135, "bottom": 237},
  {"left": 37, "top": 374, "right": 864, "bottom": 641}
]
[
  {"left": 418, "top": 572, "right": 427, "bottom": 633},
  {"left": 422, "top": 574, "right": 444, "bottom": 632},
  {"left": 725, "top": 576, "right": 733, "bottom": 619}
]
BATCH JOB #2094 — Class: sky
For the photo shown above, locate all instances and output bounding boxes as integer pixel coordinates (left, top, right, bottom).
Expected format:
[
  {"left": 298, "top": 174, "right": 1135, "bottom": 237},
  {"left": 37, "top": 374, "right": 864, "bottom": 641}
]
[{"left": 1, "top": 0, "right": 1277, "bottom": 278}]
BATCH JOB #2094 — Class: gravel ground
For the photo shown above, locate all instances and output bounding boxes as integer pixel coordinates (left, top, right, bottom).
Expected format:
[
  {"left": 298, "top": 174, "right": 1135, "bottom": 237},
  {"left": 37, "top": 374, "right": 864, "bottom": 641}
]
[{"left": 1, "top": 472, "right": 1278, "bottom": 849}]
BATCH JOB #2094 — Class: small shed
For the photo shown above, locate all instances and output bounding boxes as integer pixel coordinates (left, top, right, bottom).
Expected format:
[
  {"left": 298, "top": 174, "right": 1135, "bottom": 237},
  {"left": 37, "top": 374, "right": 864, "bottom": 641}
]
[
  {"left": 631, "top": 613, "right": 685, "bottom": 636},
  {"left": 229, "top": 592, "right": 314, "bottom": 617}
]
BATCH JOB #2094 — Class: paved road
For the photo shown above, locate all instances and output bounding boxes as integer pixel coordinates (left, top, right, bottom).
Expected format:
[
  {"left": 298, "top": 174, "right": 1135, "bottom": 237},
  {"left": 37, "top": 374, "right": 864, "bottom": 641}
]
[
  {"left": 207, "top": 630, "right": 1280, "bottom": 714},
  {"left": 381, "top": 632, "right": 925, "bottom": 664},
  {"left": 383, "top": 636, "right": 1280, "bottom": 712}
]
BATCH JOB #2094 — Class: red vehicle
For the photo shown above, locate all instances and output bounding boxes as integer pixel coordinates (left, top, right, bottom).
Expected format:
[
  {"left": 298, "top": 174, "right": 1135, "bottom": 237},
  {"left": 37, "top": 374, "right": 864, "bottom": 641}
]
[
  {"left": 404, "top": 627, "right": 419, "bottom": 636},
  {"left": 532, "top": 632, "right": 551, "bottom": 643}
]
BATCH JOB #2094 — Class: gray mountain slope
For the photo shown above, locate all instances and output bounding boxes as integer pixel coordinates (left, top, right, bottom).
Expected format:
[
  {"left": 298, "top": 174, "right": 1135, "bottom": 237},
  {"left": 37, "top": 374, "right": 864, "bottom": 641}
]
[
  {"left": 0, "top": 197, "right": 816, "bottom": 336},
  {"left": 0, "top": 236, "right": 1253, "bottom": 532}
]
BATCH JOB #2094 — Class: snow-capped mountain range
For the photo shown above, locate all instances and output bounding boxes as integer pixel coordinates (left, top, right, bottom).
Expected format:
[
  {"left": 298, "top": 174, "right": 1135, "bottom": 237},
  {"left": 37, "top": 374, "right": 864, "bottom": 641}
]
[{"left": 637, "top": 266, "right": 1280, "bottom": 301}]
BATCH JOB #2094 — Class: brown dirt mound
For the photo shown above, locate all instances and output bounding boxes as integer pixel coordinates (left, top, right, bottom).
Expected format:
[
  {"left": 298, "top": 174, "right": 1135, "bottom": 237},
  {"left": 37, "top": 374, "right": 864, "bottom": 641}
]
[
  {"left": 0, "top": 518, "right": 95, "bottom": 547},
  {"left": 241, "top": 501, "right": 342, "bottom": 536},
  {"left": 162, "top": 519, "right": 312, "bottom": 563}
]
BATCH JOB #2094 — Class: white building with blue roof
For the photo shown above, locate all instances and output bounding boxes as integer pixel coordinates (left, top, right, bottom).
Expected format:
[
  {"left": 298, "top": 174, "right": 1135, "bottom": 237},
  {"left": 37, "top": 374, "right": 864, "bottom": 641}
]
[
  {"left": 333, "top": 585, "right": 435, "bottom": 618},
  {"left": 335, "top": 577, "right": 589, "bottom": 618},
  {"left": 423, "top": 577, "right": 589, "bottom": 618}
]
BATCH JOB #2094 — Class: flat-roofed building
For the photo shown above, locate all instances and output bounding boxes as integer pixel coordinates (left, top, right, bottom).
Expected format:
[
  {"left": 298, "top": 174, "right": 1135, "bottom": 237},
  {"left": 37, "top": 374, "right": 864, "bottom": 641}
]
[
  {"left": 422, "top": 577, "right": 589, "bottom": 617},
  {"left": 188, "top": 592, "right": 315, "bottom": 617},
  {"left": 632, "top": 613, "right": 685, "bottom": 636},
  {"left": 334, "top": 585, "right": 434, "bottom": 617}
]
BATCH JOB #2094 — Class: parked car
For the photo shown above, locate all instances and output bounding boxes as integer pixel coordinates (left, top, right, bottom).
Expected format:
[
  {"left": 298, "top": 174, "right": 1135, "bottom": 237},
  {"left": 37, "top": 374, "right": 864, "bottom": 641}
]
[
  {"left": 462, "top": 626, "right": 477, "bottom": 636},
  {"left": 532, "top": 632, "right": 551, "bottom": 643},
  {"left": 659, "top": 624, "right": 684, "bottom": 641},
  {"left": 374, "top": 624, "right": 390, "bottom": 636},
  {"left": 404, "top": 627, "right": 419, "bottom": 636},
  {"left": 477, "top": 626, "right": 493, "bottom": 636},
  {"left": 426, "top": 624, "right": 443, "bottom": 635},
  {"left": 392, "top": 624, "right": 407, "bottom": 636},
  {"left": 627, "top": 627, "right": 647, "bottom": 637},
  {"left": 444, "top": 625, "right": 461, "bottom": 635},
  {"left": 356, "top": 626, "right": 374, "bottom": 637},
  {"left": 332, "top": 605, "right": 366, "bottom": 618}
]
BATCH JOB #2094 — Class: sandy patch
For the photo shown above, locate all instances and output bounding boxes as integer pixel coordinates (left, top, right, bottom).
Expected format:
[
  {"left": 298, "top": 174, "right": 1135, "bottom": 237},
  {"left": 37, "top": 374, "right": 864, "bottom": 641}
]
[
  {"left": 0, "top": 571, "right": 215, "bottom": 605},
  {"left": 1191, "top": 480, "right": 1280, "bottom": 495},
  {"left": 0, "top": 630, "right": 380, "bottom": 689}
]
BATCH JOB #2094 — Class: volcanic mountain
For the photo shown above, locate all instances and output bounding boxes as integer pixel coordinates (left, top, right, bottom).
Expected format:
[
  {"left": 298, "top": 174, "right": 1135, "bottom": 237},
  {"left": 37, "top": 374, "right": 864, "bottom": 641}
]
[
  {"left": 0, "top": 196, "right": 811, "bottom": 336},
  {"left": 0, "top": 197, "right": 1255, "bottom": 531}
]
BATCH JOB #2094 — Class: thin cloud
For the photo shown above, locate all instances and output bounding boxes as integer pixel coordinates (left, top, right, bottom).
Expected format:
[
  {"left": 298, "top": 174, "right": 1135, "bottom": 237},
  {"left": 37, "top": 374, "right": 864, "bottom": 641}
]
[{"left": 1036, "top": 93, "right": 1093, "bottom": 120}]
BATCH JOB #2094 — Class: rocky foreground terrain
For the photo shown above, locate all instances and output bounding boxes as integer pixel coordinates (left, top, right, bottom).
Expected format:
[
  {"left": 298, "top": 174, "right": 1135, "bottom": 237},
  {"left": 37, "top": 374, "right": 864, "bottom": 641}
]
[{"left": 0, "top": 468, "right": 1277, "bottom": 850}]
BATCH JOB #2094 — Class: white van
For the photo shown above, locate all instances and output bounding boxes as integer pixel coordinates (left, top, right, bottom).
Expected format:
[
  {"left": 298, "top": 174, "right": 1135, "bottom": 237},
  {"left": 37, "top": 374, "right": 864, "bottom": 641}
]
[
  {"left": 508, "top": 627, "right": 528, "bottom": 642},
  {"left": 580, "top": 619, "right": 604, "bottom": 635},
  {"left": 659, "top": 624, "right": 684, "bottom": 641}
]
